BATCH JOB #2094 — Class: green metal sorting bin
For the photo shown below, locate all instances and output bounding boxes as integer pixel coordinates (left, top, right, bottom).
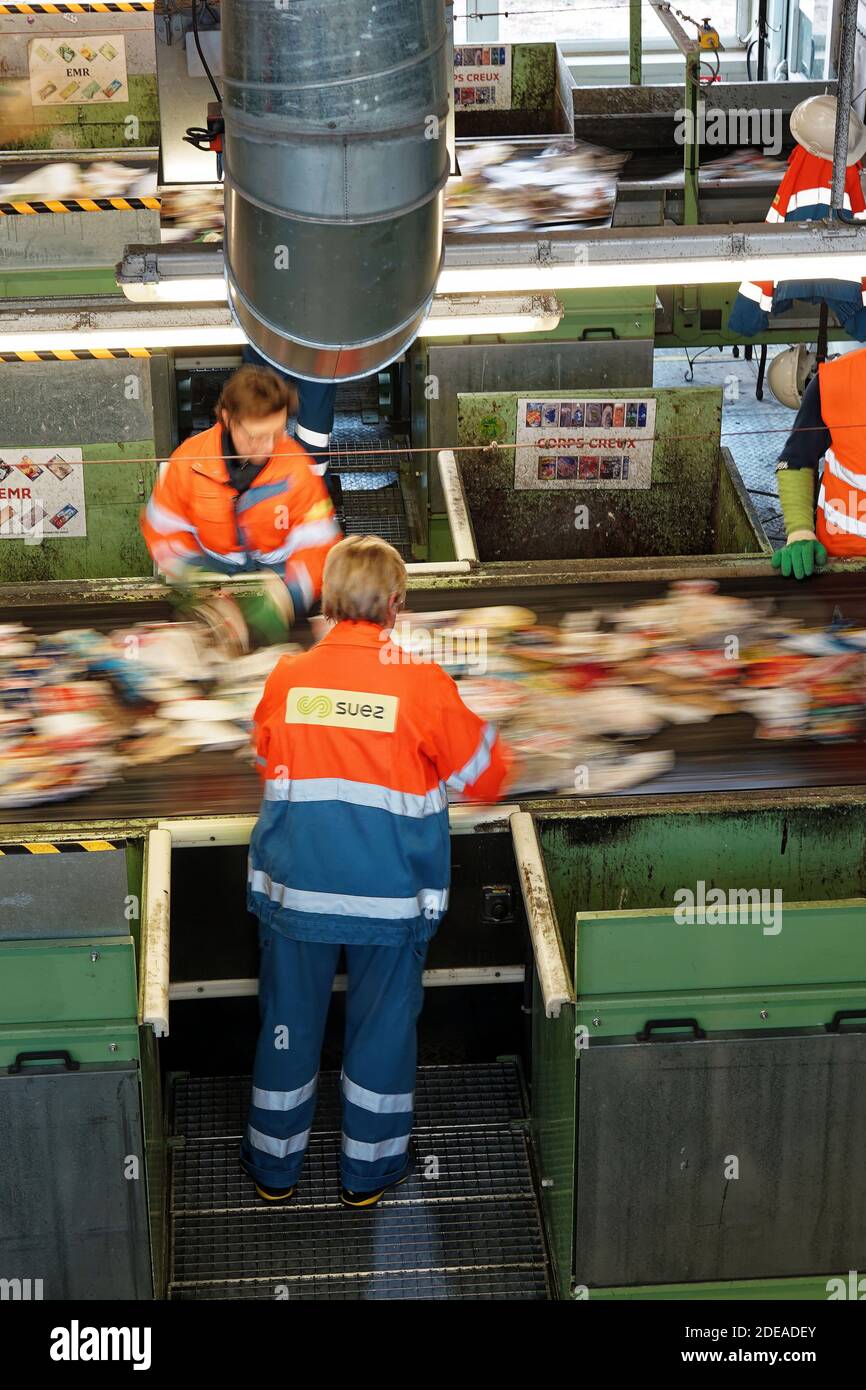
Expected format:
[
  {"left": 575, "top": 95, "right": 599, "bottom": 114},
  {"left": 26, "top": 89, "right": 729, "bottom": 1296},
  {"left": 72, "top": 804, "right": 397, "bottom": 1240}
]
[{"left": 530, "top": 800, "right": 866, "bottom": 1300}]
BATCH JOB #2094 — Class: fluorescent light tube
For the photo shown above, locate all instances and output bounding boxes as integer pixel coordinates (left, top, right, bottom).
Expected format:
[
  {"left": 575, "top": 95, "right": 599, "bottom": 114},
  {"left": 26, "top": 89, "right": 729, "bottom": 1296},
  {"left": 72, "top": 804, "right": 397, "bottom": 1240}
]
[
  {"left": 419, "top": 294, "right": 563, "bottom": 336},
  {"left": 436, "top": 253, "right": 866, "bottom": 293},
  {"left": 0, "top": 325, "right": 246, "bottom": 352},
  {"left": 119, "top": 251, "right": 866, "bottom": 307},
  {"left": 119, "top": 277, "right": 228, "bottom": 304}
]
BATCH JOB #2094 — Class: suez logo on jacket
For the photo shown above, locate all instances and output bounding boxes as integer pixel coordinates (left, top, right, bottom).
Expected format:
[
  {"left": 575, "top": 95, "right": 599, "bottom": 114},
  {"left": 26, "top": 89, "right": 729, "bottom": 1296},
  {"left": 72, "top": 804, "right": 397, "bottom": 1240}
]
[{"left": 285, "top": 687, "right": 399, "bottom": 732}]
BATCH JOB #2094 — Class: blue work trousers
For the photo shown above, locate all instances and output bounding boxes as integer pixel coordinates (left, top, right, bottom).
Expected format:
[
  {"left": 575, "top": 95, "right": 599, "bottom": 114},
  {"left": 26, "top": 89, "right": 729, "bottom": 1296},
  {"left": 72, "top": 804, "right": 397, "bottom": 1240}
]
[{"left": 240, "top": 926, "right": 428, "bottom": 1192}]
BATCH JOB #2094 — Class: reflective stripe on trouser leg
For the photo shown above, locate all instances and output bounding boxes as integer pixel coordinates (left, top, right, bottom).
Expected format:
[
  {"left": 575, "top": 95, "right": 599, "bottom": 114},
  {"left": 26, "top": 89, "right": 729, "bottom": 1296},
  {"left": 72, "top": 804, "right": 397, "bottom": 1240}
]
[
  {"left": 240, "top": 929, "right": 341, "bottom": 1186},
  {"left": 340, "top": 938, "right": 428, "bottom": 1192}
]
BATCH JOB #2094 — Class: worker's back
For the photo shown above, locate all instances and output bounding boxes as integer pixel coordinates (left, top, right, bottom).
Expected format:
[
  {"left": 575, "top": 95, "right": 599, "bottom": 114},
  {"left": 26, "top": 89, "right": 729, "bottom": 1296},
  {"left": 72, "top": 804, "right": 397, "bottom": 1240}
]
[{"left": 248, "top": 619, "right": 509, "bottom": 947}]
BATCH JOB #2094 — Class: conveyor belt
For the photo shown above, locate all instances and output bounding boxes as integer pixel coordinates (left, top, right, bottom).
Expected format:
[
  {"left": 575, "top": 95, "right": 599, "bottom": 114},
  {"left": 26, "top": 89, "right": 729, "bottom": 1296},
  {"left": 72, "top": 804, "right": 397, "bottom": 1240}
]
[
  {"left": 167, "top": 1062, "right": 550, "bottom": 1301},
  {"left": 5, "top": 726, "right": 866, "bottom": 827},
  {"left": 4, "top": 573, "right": 866, "bottom": 828}
]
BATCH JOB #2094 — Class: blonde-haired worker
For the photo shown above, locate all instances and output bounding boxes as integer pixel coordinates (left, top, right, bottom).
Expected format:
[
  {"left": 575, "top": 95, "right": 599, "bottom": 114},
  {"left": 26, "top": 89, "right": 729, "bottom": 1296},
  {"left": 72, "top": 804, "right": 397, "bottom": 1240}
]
[{"left": 241, "top": 536, "right": 512, "bottom": 1206}]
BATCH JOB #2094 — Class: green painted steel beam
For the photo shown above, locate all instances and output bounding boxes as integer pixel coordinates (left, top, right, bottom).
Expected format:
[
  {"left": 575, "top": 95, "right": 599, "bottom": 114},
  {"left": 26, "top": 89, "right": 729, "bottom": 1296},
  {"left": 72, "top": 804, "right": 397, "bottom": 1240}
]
[
  {"left": 531, "top": 971, "right": 575, "bottom": 1300},
  {"left": 629, "top": 0, "right": 642, "bottom": 85},
  {"left": 0, "top": 270, "right": 123, "bottom": 300},
  {"left": 511, "top": 43, "right": 558, "bottom": 115},
  {"left": 125, "top": 838, "right": 144, "bottom": 960},
  {"left": 585, "top": 1275, "right": 850, "bottom": 1300},
  {"left": 427, "top": 513, "right": 456, "bottom": 562},
  {"left": 684, "top": 51, "right": 701, "bottom": 225}
]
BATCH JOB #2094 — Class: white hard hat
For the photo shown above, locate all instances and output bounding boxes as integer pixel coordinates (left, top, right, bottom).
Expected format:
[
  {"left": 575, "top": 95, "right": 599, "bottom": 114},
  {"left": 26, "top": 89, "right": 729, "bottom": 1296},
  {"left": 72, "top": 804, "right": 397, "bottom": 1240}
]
[
  {"left": 767, "top": 344, "right": 817, "bottom": 409},
  {"left": 790, "top": 94, "right": 866, "bottom": 165}
]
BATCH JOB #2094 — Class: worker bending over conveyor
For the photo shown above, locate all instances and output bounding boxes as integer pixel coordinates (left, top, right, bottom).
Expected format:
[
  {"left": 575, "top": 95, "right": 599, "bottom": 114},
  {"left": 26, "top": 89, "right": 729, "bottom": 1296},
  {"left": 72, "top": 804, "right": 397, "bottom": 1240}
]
[
  {"left": 141, "top": 365, "right": 341, "bottom": 640},
  {"left": 241, "top": 536, "right": 512, "bottom": 1207},
  {"left": 773, "top": 345, "right": 866, "bottom": 579}
]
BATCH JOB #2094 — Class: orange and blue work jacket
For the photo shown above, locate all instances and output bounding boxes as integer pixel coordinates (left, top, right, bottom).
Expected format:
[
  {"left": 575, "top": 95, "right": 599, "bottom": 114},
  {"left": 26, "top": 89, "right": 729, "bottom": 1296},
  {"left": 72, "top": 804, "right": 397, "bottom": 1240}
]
[
  {"left": 814, "top": 352, "right": 866, "bottom": 557},
  {"left": 729, "top": 147, "right": 866, "bottom": 341},
  {"left": 140, "top": 422, "right": 340, "bottom": 614},
  {"left": 248, "top": 620, "right": 512, "bottom": 945}
]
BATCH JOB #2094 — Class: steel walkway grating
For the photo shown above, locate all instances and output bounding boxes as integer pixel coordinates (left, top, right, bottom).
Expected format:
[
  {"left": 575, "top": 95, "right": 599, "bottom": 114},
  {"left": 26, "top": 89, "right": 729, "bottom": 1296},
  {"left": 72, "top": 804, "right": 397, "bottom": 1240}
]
[
  {"left": 171, "top": 1062, "right": 526, "bottom": 1140},
  {"left": 167, "top": 1063, "right": 551, "bottom": 1300},
  {"left": 339, "top": 487, "right": 411, "bottom": 557},
  {"left": 328, "top": 424, "right": 413, "bottom": 559},
  {"left": 172, "top": 1129, "right": 535, "bottom": 1213},
  {"left": 333, "top": 378, "right": 380, "bottom": 419},
  {"left": 329, "top": 422, "right": 408, "bottom": 467},
  {"left": 170, "top": 1268, "right": 549, "bottom": 1300}
]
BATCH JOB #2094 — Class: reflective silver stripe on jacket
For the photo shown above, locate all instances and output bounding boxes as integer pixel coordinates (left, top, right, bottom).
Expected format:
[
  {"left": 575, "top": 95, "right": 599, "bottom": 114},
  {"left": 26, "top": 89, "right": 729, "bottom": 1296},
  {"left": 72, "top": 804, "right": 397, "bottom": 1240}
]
[
  {"left": 263, "top": 775, "right": 448, "bottom": 818},
  {"left": 825, "top": 446, "right": 866, "bottom": 492},
  {"left": 249, "top": 868, "right": 448, "bottom": 921},
  {"left": 145, "top": 497, "right": 198, "bottom": 535},
  {"left": 447, "top": 722, "right": 495, "bottom": 793},
  {"left": 817, "top": 484, "right": 866, "bottom": 538}
]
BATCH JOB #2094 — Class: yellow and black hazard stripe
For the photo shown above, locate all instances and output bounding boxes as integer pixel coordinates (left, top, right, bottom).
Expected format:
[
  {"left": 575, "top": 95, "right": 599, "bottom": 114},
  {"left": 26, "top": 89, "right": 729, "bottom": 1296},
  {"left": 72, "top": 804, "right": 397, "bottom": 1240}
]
[
  {"left": 0, "top": 198, "right": 160, "bottom": 216},
  {"left": 0, "top": 839, "right": 125, "bottom": 854},
  {"left": 0, "top": 2, "right": 153, "bottom": 13},
  {"left": 0, "top": 349, "right": 152, "bottom": 362}
]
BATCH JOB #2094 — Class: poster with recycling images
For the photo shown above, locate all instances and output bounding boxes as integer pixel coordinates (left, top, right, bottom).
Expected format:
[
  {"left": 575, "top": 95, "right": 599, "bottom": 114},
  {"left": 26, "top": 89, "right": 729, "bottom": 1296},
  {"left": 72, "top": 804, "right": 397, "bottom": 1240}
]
[
  {"left": 28, "top": 35, "right": 128, "bottom": 107},
  {"left": 0, "top": 448, "right": 86, "bottom": 539},
  {"left": 515, "top": 397, "right": 656, "bottom": 490},
  {"left": 454, "top": 44, "right": 512, "bottom": 110}
]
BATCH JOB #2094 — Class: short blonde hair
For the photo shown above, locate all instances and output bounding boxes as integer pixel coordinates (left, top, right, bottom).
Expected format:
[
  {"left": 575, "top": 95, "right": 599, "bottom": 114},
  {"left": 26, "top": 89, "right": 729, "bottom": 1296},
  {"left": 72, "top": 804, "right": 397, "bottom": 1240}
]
[{"left": 322, "top": 535, "right": 407, "bottom": 625}]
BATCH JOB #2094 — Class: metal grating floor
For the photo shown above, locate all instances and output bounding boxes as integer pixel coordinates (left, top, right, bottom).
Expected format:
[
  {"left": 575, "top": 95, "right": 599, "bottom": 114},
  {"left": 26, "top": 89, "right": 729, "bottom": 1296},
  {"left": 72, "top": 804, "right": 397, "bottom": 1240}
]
[
  {"left": 167, "top": 1062, "right": 551, "bottom": 1301},
  {"left": 333, "top": 377, "right": 380, "bottom": 419},
  {"left": 329, "top": 423, "right": 413, "bottom": 560}
]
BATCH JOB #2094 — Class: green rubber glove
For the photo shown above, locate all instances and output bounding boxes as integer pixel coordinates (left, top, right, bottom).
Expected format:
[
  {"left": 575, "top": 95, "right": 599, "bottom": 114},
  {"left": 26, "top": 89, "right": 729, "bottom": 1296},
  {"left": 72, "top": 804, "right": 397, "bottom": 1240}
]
[
  {"left": 232, "top": 577, "right": 295, "bottom": 646},
  {"left": 163, "top": 567, "right": 232, "bottom": 614},
  {"left": 771, "top": 534, "right": 828, "bottom": 580}
]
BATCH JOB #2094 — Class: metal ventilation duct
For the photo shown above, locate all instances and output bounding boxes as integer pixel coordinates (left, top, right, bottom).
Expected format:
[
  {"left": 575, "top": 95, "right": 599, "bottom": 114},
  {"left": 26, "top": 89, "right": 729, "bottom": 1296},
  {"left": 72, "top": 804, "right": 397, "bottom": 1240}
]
[{"left": 221, "top": 0, "right": 449, "bottom": 382}]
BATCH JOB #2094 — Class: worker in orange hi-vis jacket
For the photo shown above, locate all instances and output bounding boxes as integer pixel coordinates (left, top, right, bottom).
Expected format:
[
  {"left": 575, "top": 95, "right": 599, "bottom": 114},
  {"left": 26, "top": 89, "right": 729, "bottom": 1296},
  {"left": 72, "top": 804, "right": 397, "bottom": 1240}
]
[
  {"left": 729, "top": 95, "right": 866, "bottom": 341},
  {"left": 140, "top": 365, "right": 341, "bottom": 642},
  {"left": 241, "top": 535, "right": 513, "bottom": 1209}
]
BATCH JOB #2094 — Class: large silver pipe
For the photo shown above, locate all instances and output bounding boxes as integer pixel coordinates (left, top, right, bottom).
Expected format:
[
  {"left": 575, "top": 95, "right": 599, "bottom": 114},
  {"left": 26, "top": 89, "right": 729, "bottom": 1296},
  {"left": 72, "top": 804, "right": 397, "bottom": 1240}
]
[{"left": 221, "top": 0, "right": 449, "bottom": 382}]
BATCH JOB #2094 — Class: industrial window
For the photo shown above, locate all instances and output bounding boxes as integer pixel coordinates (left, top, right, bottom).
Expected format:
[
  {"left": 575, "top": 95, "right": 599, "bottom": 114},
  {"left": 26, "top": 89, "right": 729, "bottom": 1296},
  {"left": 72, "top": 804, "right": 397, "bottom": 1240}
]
[{"left": 453, "top": 0, "right": 744, "bottom": 45}]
